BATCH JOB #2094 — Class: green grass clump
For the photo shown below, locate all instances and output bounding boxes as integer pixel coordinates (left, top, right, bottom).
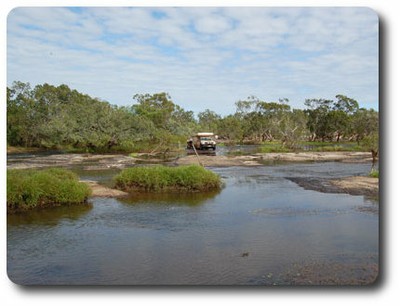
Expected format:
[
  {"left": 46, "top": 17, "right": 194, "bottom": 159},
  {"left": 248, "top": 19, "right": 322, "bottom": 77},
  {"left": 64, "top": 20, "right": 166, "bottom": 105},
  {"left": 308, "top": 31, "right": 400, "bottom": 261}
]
[
  {"left": 114, "top": 165, "right": 222, "bottom": 192},
  {"left": 369, "top": 169, "right": 379, "bottom": 178},
  {"left": 7, "top": 168, "right": 91, "bottom": 213}
]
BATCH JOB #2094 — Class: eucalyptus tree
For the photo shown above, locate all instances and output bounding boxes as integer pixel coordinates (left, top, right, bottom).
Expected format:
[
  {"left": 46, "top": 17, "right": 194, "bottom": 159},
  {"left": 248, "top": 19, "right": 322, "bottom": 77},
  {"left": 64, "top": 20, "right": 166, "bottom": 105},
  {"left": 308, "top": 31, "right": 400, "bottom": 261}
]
[
  {"left": 131, "top": 92, "right": 197, "bottom": 150},
  {"left": 350, "top": 108, "right": 379, "bottom": 143},
  {"left": 197, "top": 109, "right": 221, "bottom": 133},
  {"left": 304, "top": 98, "right": 333, "bottom": 141},
  {"left": 255, "top": 100, "right": 291, "bottom": 142},
  {"left": 304, "top": 95, "right": 360, "bottom": 142},
  {"left": 217, "top": 114, "right": 244, "bottom": 143}
]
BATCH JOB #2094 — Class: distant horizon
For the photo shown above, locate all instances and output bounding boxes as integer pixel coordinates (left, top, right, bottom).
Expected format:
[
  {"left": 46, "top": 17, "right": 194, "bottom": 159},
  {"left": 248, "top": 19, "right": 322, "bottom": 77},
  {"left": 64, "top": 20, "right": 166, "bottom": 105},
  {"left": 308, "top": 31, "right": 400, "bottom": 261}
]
[{"left": 7, "top": 7, "right": 379, "bottom": 116}]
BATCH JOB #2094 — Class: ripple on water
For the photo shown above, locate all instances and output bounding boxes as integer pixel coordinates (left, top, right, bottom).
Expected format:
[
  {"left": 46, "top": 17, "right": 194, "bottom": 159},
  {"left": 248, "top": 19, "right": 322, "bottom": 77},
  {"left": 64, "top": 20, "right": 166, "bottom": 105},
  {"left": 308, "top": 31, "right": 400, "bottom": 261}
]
[{"left": 7, "top": 162, "right": 379, "bottom": 285}]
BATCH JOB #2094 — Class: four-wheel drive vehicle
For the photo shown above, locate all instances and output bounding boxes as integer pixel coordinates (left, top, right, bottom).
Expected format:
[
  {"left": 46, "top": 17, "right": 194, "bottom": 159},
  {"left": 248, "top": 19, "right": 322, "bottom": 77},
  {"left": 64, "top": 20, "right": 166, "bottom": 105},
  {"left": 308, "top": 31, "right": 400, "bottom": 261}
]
[{"left": 187, "top": 133, "right": 217, "bottom": 150}]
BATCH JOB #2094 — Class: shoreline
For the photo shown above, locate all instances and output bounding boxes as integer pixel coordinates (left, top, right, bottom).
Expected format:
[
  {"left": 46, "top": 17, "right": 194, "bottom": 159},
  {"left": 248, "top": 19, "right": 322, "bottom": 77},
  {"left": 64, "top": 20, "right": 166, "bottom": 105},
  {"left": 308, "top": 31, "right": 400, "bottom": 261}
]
[
  {"left": 7, "top": 151, "right": 374, "bottom": 169},
  {"left": 7, "top": 151, "right": 378, "bottom": 199},
  {"left": 287, "top": 176, "right": 379, "bottom": 198},
  {"left": 174, "top": 151, "right": 373, "bottom": 167}
]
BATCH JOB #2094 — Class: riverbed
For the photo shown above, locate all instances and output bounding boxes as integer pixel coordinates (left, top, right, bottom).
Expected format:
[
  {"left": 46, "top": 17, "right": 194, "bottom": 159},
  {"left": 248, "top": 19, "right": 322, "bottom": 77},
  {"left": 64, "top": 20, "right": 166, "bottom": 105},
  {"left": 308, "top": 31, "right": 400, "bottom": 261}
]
[{"left": 7, "top": 153, "right": 379, "bottom": 285}]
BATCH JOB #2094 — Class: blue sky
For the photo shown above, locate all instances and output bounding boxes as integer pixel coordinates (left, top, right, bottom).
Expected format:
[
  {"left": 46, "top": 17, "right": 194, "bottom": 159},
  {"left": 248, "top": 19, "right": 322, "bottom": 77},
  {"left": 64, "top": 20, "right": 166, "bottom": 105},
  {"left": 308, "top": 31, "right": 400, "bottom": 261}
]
[{"left": 7, "top": 7, "right": 379, "bottom": 115}]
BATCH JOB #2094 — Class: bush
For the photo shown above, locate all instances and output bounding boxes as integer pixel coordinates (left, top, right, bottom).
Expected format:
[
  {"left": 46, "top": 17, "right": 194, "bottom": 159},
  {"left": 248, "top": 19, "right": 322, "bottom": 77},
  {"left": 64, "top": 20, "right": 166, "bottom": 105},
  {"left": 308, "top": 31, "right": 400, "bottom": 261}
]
[
  {"left": 114, "top": 165, "right": 222, "bottom": 192},
  {"left": 7, "top": 168, "right": 91, "bottom": 213}
]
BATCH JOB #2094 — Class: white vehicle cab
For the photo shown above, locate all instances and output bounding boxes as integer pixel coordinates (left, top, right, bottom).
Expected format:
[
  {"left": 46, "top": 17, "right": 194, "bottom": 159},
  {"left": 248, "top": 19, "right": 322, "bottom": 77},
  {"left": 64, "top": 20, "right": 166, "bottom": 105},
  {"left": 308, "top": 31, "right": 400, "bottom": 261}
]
[{"left": 187, "top": 132, "right": 217, "bottom": 150}]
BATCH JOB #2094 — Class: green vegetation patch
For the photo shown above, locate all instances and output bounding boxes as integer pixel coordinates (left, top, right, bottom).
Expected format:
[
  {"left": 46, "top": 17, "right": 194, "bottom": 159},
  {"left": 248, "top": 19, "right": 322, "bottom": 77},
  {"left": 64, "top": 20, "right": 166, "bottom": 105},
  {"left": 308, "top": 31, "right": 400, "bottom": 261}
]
[
  {"left": 114, "top": 165, "right": 222, "bottom": 192},
  {"left": 7, "top": 168, "right": 91, "bottom": 213},
  {"left": 369, "top": 169, "right": 379, "bottom": 178},
  {"left": 259, "top": 142, "right": 292, "bottom": 153}
]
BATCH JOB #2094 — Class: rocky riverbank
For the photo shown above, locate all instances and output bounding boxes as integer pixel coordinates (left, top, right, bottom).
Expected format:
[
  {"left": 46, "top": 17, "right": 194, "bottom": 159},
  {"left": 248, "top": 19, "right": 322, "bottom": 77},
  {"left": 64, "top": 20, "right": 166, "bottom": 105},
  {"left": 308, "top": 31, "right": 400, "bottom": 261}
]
[
  {"left": 174, "top": 151, "right": 373, "bottom": 167},
  {"left": 286, "top": 176, "right": 379, "bottom": 198},
  {"left": 7, "top": 151, "right": 373, "bottom": 169},
  {"left": 7, "top": 153, "right": 137, "bottom": 170},
  {"left": 7, "top": 151, "right": 378, "bottom": 198}
]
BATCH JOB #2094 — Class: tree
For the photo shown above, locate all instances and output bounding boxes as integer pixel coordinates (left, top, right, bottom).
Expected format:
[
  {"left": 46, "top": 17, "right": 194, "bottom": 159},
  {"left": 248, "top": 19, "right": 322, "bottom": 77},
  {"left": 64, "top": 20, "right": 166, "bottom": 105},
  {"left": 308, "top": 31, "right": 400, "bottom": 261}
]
[
  {"left": 304, "top": 95, "right": 360, "bottom": 142},
  {"left": 218, "top": 115, "right": 243, "bottom": 143},
  {"left": 235, "top": 96, "right": 259, "bottom": 118},
  {"left": 131, "top": 93, "right": 176, "bottom": 130},
  {"left": 278, "top": 109, "right": 308, "bottom": 149},
  {"left": 256, "top": 100, "right": 291, "bottom": 142},
  {"left": 131, "top": 92, "right": 196, "bottom": 150},
  {"left": 231, "top": 97, "right": 256, "bottom": 142},
  {"left": 198, "top": 109, "right": 221, "bottom": 133},
  {"left": 304, "top": 98, "right": 333, "bottom": 141},
  {"left": 7, "top": 81, "right": 44, "bottom": 147},
  {"left": 361, "top": 132, "right": 379, "bottom": 168},
  {"left": 334, "top": 94, "right": 359, "bottom": 114},
  {"left": 169, "top": 105, "right": 197, "bottom": 136},
  {"left": 350, "top": 108, "right": 379, "bottom": 143}
]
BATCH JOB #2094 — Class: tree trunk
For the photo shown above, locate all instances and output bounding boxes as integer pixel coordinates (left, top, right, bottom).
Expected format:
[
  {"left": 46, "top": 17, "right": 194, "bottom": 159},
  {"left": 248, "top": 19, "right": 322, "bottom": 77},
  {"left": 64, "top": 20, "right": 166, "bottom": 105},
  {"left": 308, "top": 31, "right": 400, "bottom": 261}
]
[{"left": 371, "top": 149, "right": 378, "bottom": 164}]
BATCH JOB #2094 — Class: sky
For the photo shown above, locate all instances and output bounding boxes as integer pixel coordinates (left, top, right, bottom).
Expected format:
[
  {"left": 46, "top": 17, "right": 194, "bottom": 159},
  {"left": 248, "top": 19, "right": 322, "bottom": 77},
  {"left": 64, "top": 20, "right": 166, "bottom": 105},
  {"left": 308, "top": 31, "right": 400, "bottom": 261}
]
[{"left": 7, "top": 6, "right": 379, "bottom": 115}]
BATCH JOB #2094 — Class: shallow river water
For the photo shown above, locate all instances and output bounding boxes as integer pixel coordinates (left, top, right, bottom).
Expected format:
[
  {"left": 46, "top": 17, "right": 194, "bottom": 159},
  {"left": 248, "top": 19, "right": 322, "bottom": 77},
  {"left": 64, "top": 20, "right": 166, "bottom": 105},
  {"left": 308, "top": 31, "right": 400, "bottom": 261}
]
[{"left": 7, "top": 161, "right": 378, "bottom": 285}]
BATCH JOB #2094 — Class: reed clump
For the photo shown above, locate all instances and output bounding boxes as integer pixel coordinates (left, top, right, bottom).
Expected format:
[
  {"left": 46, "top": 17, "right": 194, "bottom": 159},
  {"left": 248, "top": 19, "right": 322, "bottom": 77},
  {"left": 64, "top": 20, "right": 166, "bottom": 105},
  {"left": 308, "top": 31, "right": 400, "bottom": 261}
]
[
  {"left": 7, "top": 168, "right": 91, "bottom": 213},
  {"left": 114, "top": 165, "right": 222, "bottom": 192}
]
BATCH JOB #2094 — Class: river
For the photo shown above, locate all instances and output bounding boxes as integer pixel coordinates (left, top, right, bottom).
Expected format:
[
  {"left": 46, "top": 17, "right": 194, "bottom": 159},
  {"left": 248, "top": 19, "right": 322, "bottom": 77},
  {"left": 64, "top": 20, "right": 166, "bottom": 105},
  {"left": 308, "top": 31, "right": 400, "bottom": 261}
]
[{"left": 7, "top": 157, "right": 379, "bottom": 285}]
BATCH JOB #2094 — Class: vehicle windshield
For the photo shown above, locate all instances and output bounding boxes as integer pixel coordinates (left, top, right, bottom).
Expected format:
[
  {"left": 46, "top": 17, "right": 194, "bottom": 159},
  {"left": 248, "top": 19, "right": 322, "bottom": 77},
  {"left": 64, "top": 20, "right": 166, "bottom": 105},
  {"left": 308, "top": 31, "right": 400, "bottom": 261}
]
[{"left": 200, "top": 137, "right": 212, "bottom": 141}]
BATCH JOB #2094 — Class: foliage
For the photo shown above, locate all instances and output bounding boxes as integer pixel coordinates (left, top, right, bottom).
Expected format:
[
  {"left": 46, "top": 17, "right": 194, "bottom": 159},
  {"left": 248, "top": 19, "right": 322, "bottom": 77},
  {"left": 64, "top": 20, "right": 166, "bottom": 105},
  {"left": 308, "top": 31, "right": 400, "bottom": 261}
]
[
  {"left": 361, "top": 132, "right": 379, "bottom": 152},
  {"left": 369, "top": 169, "right": 379, "bottom": 178},
  {"left": 7, "top": 82, "right": 197, "bottom": 152},
  {"left": 7, "top": 168, "right": 91, "bottom": 213},
  {"left": 198, "top": 109, "right": 221, "bottom": 133},
  {"left": 7, "top": 81, "right": 379, "bottom": 153},
  {"left": 351, "top": 108, "right": 379, "bottom": 143},
  {"left": 114, "top": 165, "right": 222, "bottom": 192},
  {"left": 360, "top": 131, "right": 379, "bottom": 163},
  {"left": 131, "top": 93, "right": 197, "bottom": 148},
  {"left": 303, "top": 95, "right": 377, "bottom": 144}
]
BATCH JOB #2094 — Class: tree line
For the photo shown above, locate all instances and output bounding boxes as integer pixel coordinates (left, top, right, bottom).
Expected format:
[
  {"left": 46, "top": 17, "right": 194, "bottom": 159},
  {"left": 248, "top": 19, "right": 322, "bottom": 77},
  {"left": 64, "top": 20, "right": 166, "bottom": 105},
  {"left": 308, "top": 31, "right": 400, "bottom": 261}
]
[{"left": 7, "top": 81, "right": 379, "bottom": 154}]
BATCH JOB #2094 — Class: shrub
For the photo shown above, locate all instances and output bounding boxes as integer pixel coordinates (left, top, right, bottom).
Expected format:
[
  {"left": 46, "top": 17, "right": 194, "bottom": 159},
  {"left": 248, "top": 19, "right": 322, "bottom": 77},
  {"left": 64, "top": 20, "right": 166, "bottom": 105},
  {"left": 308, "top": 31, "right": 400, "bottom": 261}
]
[
  {"left": 114, "top": 165, "right": 222, "bottom": 192},
  {"left": 7, "top": 168, "right": 91, "bottom": 213}
]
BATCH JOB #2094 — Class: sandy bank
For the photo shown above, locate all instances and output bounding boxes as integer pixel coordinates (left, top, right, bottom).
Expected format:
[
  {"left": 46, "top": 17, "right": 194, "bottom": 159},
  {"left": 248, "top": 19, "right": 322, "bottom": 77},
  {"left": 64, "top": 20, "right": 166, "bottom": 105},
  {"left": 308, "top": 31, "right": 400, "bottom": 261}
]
[
  {"left": 286, "top": 176, "right": 378, "bottom": 197},
  {"left": 255, "top": 151, "right": 372, "bottom": 162},
  {"left": 330, "top": 176, "right": 379, "bottom": 196},
  {"left": 174, "top": 154, "right": 262, "bottom": 167},
  {"left": 82, "top": 181, "right": 129, "bottom": 198}
]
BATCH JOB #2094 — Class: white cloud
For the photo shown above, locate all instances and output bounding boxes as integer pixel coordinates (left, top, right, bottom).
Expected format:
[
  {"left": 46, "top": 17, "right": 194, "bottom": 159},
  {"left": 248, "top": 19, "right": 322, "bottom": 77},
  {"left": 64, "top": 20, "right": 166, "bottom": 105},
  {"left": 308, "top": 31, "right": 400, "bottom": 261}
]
[
  {"left": 7, "top": 7, "right": 379, "bottom": 115},
  {"left": 194, "top": 15, "right": 232, "bottom": 34}
]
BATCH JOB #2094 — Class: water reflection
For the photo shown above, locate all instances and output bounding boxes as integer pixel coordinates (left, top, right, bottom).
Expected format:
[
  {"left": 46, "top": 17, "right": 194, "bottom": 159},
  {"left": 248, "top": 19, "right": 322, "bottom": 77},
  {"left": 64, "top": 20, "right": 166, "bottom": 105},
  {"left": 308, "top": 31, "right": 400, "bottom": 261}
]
[
  {"left": 118, "top": 189, "right": 221, "bottom": 206},
  {"left": 7, "top": 203, "right": 93, "bottom": 227},
  {"left": 7, "top": 162, "right": 379, "bottom": 285}
]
